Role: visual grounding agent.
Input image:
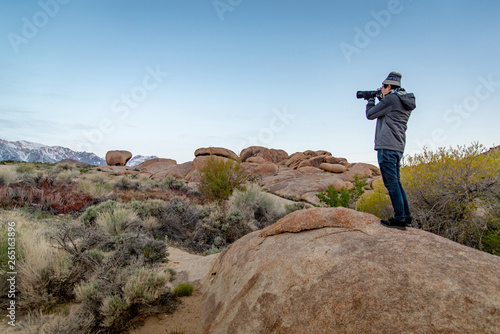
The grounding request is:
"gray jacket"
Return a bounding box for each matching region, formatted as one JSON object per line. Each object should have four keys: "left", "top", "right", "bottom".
{"left": 366, "top": 90, "right": 416, "bottom": 153}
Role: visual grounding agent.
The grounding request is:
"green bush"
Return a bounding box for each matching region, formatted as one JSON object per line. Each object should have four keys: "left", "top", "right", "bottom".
{"left": 482, "top": 229, "right": 500, "bottom": 256}
{"left": 285, "top": 202, "right": 308, "bottom": 215}
{"left": 174, "top": 283, "right": 194, "bottom": 297}
{"left": 402, "top": 143, "right": 500, "bottom": 252}
{"left": 198, "top": 156, "right": 247, "bottom": 202}
{"left": 316, "top": 174, "right": 367, "bottom": 209}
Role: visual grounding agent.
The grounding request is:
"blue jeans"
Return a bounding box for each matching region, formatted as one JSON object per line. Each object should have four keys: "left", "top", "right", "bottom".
{"left": 377, "top": 149, "right": 411, "bottom": 221}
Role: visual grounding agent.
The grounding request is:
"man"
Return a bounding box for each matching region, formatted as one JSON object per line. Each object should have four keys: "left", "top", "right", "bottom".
{"left": 365, "top": 72, "right": 416, "bottom": 230}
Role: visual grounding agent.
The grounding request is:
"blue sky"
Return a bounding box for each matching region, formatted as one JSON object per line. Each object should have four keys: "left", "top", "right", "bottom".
{"left": 1, "top": 0, "right": 499, "bottom": 164}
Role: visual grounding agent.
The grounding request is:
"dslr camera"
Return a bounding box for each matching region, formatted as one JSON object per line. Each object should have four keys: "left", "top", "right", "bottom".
{"left": 356, "top": 88, "right": 382, "bottom": 100}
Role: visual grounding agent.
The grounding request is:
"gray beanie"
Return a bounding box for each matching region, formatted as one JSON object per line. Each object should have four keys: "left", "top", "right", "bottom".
{"left": 383, "top": 71, "right": 402, "bottom": 86}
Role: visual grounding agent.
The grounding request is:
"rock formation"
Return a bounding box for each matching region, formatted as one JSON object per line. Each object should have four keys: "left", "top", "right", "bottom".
{"left": 195, "top": 147, "right": 239, "bottom": 161}
{"left": 99, "top": 146, "right": 380, "bottom": 205}
{"left": 134, "top": 158, "right": 177, "bottom": 174}
{"left": 240, "top": 146, "right": 289, "bottom": 164}
{"left": 202, "top": 207, "right": 500, "bottom": 334}
{"left": 105, "top": 150, "right": 132, "bottom": 166}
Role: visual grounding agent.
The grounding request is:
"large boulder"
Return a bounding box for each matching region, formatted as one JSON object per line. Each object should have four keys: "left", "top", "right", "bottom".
{"left": 134, "top": 158, "right": 177, "bottom": 174}
{"left": 240, "top": 146, "right": 289, "bottom": 164}
{"left": 194, "top": 147, "right": 239, "bottom": 161}
{"left": 319, "top": 162, "right": 347, "bottom": 173}
{"left": 202, "top": 208, "right": 500, "bottom": 334}
{"left": 105, "top": 150, "right": 132, "bottom": 166}
{"left": 150, "top": 161, "right": 193, "bottom": 180}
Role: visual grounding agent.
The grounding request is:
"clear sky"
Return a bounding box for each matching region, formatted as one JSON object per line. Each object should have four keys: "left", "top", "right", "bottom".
{"left": 1, "top": 0, "right": 499, "bottom": 164}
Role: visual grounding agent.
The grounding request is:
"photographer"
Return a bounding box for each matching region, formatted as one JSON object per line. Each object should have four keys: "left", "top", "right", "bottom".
{"left": 365, "top": 72, "right": 416, "bottom": 230}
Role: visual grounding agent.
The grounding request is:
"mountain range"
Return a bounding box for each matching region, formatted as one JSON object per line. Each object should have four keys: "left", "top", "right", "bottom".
{"left": 0, "top": 138, "right": 157, "bottom": 167}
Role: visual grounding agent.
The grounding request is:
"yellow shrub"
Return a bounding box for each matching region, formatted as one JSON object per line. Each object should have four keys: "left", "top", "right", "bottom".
{"left": 401, "top": 143, "right": 500, "bottom": 250}
{"left": 356, "top": 179, "right": 392, "bottom": 219}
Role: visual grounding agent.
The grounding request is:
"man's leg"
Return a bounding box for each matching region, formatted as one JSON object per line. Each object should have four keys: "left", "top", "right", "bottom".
{"left": 395, "top": 155, "right": 411, "bottom": 220}
{"left": 378, "top": 150, "right": 406, "bottom": 221}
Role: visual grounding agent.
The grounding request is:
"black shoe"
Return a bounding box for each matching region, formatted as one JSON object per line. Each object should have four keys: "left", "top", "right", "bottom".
{"left": 381, "top": 218, "right": 406, "bottom": 231}
{"left": 405, "top": 217, "right": 413, "bottom": 227}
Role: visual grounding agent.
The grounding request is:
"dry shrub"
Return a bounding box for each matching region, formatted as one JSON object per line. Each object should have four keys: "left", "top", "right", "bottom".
{"left": 0, "top": 166, "right": 18, "bottom": 186}
{"left": 13, "top": 219, "right": 74, "bottom": 311}
{"left": 228, "top": 184, "right": 285, "bottom": 229}
{"left": 123, "top": 268, "right": 170, "bottom": 304}
{"left": 71, "top": 266, "right": 175, "bottom": 332}
{"left": 78, "top": 179, "right": 112, "bottom": 199}
{"left": 112, "top": 175, "right": 140, "bottom": 190}
{"left": 96, "top": 207, "right": 140, "bottom": 236}
{"left": 0, "top": 178, "right": 93, "bottom": 214}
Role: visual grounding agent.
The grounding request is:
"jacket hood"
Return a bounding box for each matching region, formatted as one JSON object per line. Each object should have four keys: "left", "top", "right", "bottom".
{"left": 396, "top": 91, "right": 416, "bottom": 111}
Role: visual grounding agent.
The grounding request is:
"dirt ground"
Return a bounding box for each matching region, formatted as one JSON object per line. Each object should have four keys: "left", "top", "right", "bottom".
{"left": 133, "top": 246, "right": 207, "bottom": 334}
{"left": 133, "top": 290, "right": 204, "bottom": 334}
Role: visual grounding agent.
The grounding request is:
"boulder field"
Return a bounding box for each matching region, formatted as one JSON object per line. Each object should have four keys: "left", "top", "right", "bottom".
{"left": 112, "top": 146, "right": 381, "bottom": 205}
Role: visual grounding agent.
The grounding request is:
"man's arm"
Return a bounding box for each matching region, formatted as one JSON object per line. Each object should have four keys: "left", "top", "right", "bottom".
{"left": 366, "top": 95, "right": 394, "bottom": 120}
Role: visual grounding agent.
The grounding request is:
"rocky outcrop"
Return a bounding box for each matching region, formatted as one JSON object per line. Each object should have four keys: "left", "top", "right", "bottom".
{"left": 240, "top": 146, "right": 289, "bottom": 164}
{"left": 202, "top": 208, "right": 500, "bottom": 334}
{"left": 257, "top": 168, "right": 349, "bottom": 204}
{"left": 134, "top": 158, "right": 177, "bottom": 174}
{"left": 195, "top": 147, "right": 239, "bottom": 161}
{"left": 283, "top": 150, "right": 349, "bottom": 170}
{"left": 105, "top": 150, "right": 132, "bottom": 166}
{"left": 150, "top": 161, "right": 193, "bottom": 180}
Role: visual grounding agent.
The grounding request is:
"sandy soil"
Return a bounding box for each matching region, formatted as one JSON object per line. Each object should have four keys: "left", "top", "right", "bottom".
{"left": 133, "top": 290, "right": 204, "bottom": 334}
{"left": 133, "top": 246, "right": 208, "bottom": 334}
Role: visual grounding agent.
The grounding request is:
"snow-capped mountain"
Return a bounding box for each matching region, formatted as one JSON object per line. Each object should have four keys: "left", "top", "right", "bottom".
{"left": 0, "top": 139, "right": 106, "bottom": 165}
{"left": 127, "top": 155, "right": 159, "bottom": 167}
{"left": 0, "top": 138, "right": 159, "bottom": 166}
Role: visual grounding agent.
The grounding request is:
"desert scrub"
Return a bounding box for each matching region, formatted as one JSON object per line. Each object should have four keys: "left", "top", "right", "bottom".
{"left": 356, "top": 178, "right": 393, "bottom": 220}
{"left": 0, "top": 166, "right": 18, "bottom": 186}
{"left": 74, "top": 279, "right": 101, "bottom": 303}
{"left": 71, "top": 267, "right": 176, "bottom": 332}
{"left": 113, "top": 175, "right": 140, "bottom": 190}
{"left": 123, "top": 268, "right": 170, "bottom": 303}
{"left": 198, "top": 156, "right": 248, "bottom": 202}
{"left": 14, "top": 219, "right": 75, "bottom": 311}
{"left": 96, "top": 207, "right": 140, "bottom": 236}
{"left": 402, "top": 143, "right": 500, "bottom": 252}
{"left": 174, "top": 283, "right": 194, "bottom": 297}
{"left": 80, "top": 200, "right": 118, "bottom": 225}
{"left": 161, "top": 175, "right": 185, "bottom": 190}
{"left": 228, "top": 184, "right": 285, "bottom": 228}
{"left": 15, "top": 162, "right": 36, "bottom": 174}
{"left": 78, "top": 173, "right": 113, "bottom": 198}
{"left": 130, "top": 198, "right": 167, "bottom": 219}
